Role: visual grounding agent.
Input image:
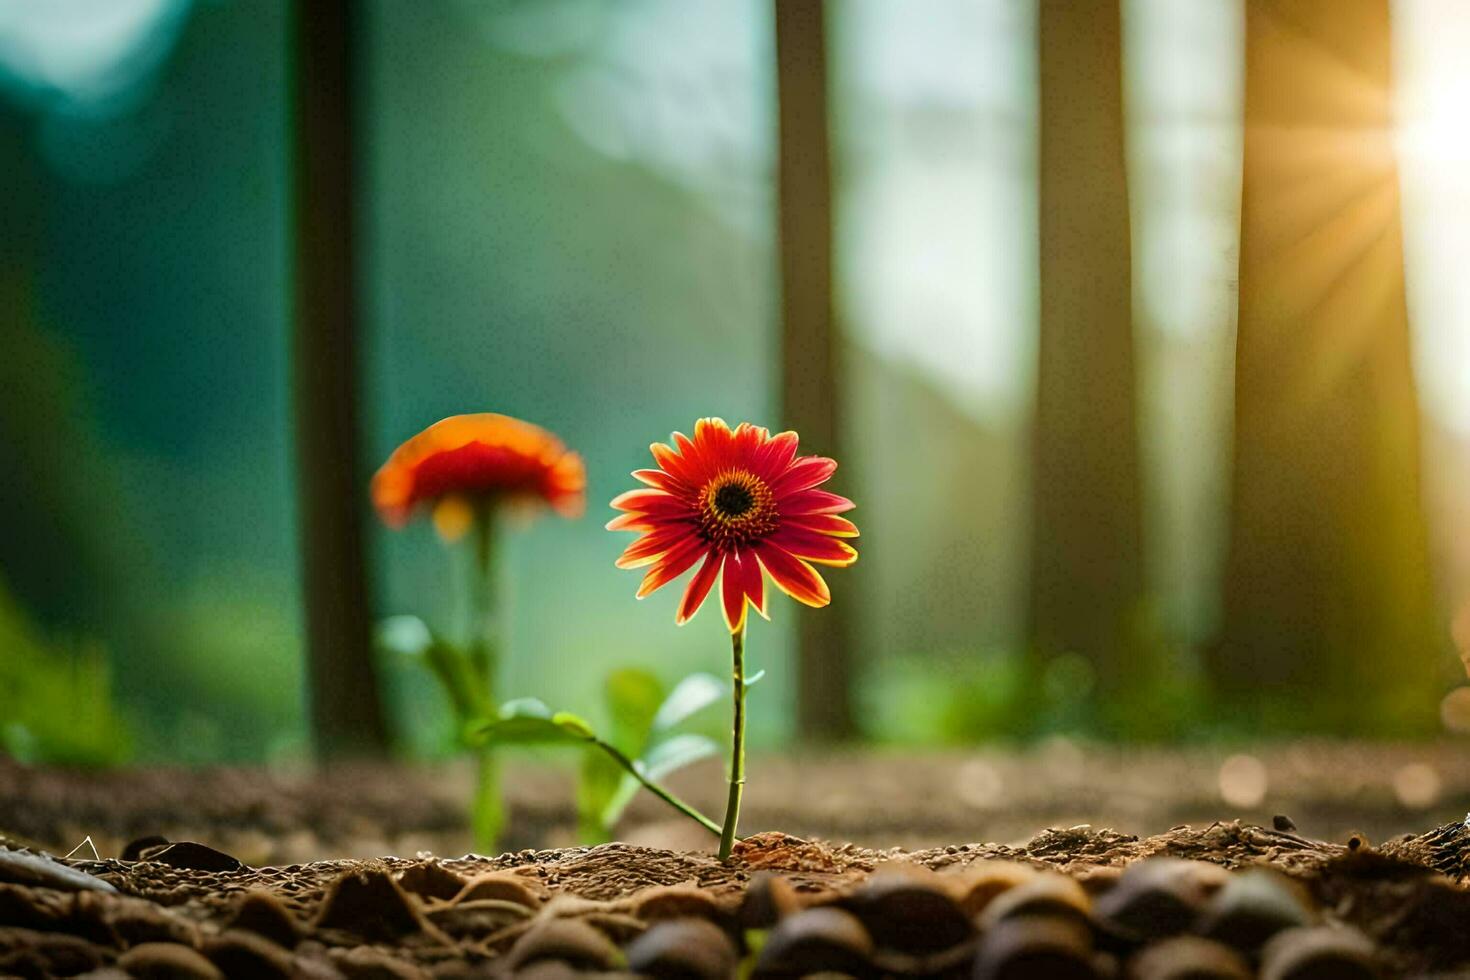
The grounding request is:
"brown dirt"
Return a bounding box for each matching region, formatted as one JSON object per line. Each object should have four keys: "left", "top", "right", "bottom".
{"left": 5, "top": 739, "right": 1469, "bottom": 864}
{"left": 3, "top": 821, "right": 1470, "bottom": 976}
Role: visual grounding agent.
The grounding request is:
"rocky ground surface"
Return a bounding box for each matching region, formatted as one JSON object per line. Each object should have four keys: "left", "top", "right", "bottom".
{"left": 3, "top": 819, "right": 1470, "bottom": 977}
{"left": 6, "top": 741, "right": 1470, "bottom": 976}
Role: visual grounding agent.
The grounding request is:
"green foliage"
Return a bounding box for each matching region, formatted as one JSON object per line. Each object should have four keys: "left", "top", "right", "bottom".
{"left": 0, "top": 580, "right": 132, "bottom": 767}
{"left": 470, "top": 698, "right": 599, "bottom": 746}
{"left": 465, "top": 668, "right": 725, "bottom": 844}
{"left": 583, "top": 670, "right": 723, "bottom": 842}
{"left": 580, "top": 669, "right": 663, "bottom": 843}
{"left": 866, "top": 636, "right": 1205, "bottom": 746}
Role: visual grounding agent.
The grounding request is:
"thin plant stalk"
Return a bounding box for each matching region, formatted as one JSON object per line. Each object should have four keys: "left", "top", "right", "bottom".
{"left": 469, "top": 507, "right": 503, "bottom": 851}
{"left": 718, "top": 621, "right": 747, "bottom": 860}
{"left": 590, "top": 739, "right": 723, "bottom": 837}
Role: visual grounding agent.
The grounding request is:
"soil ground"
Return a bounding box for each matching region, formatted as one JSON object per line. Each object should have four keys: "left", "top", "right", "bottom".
{"left": 4, "top": 740, "right": 1466, "bottom": 863}
{"left": 6, "top": 741, "right": 1470, "bottom": 976}
{"left": 5, "top": 820, "right": 1470, "bottom": 976}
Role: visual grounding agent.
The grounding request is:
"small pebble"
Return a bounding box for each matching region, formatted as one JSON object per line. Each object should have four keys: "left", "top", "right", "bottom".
{"left": 0, "top": 847, "right": 117, "bottom": 893}
{"left": 1196, "top": 871, "right": 1314, "bottom": 955}
{"left": 138, "top": 842, "right": 243, "bottom": 873}
{"left": 505, "top": 919, "right": 623, "bottom": 971}
{"left": 978, "top": 872, "right": 1092, "bottom": 930}
{"left": 633, "top": 883, "right": 725, "bottom": 924}
{"left": 122, "top": 836, "right": 171, "bottom": 862}
{"left": 624, "top": 917, "right": 739, "bottom": 980}
{"left": 1260, "top": 926, "right": 1379, "bottom": 980}
{"left": 973, "top": 915, "right": 1099, "bottom": 980}
{"left": 514, "top": 963, "right": 597, "bottom": 980}
{"left": 1128, "top": 936, "right": 1252, "bottom": 980}
{"left": 226, "top": 891, "right": 303, "bottom": 948}
{"left": 119, "top": 942, "right": 225, "bottom": 980}
{"left": 843, "top": 870, "right": 975, "bottom": 953}
{"left": 955, "top": 862, "right": 1037, "bottom": 917}
{"left": 0, "top": 928, "right": 106, "bottom": 977}
{"left": 452, "top": 872, "right": 541, "bottom": 909}
{"left": 204, "top": 930, "right": 294, "bottom": 980}
{"left": 106, "top": 904, "right": 200, "bottom": 948}
{"left": 1272, "top": 815, "right": 1298, "bottom": 833}
{"left": 754, "top": 906, "right": 874, "bottom": 977}
{"left": 1094, "top": 859, "right": 1229, "bottom": 943}
{"left": 740, "top": 873, "right": 803, "bottom": 929}
{"left": 395, "top": 862, "right": 466, "bottom": 902}
{"left": 332, "top": 944, "right": 429, "bottom": 979}
{"left": 315, "top": 866, "right": 428, "bottom": 941}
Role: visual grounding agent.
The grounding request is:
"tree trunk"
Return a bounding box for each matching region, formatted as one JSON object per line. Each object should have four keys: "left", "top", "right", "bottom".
{"left": 1028, "top": 0, "right": 1145, "bottom": 708}
{"left": 773, "top": 0, "right": 855, "bottom": 740}
{"left": 290, "top": 0, "right": 390, "bottom": 758}
{"left": 1214, "top": 0, "right": 1441, "bottom": 731}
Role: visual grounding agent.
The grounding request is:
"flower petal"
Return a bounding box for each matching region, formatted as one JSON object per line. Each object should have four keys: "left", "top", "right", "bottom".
{"left": 779, "top": 489, "right": 856, "bottom": 516}
{"left": 610, "top": 488, "right": 686, "bottom": 515}
{"left": 615, "top": 525, "right": 687, "bottom": 569}
{"left": 783, "top": 513, "right": 859, "bottom": 538}
{"left": 740, "top": 545, "right": 768, "bottom": 619}
{"left": 606, "top": 512, "right": 660, "bottom": 532}
{"left": 632, "top": 468, "right": 689, "bottom": 494}
{"left": 733, "top": 422, "right": 765, "bottom": 462}
{"left": 677, "top": 550, "right": 723, "bottom": 625}
{"left": 768, "top": 527, "right": 858, "bottom": 566}
{"left": 753, "top": 430, "right": 799, "bottom": 481}
{"left": 721, "top": 550, "right": 750, "bottom": 632}
{"left": 373, "top": 413, "right": 586, "bottom": 526}
{"left": 771, "top": 456, "right": 837, "bottom": 496}
{"left": 695, "top": 417, "right": 736, "bottom": 471}
{"left": 755, "top": 543, "right": 831, "bottom": 608}
{"left": 651, "top": 440, "right": 700, "bottom": 485}
{"left": 671, "top": 431, "right": 714, "bottom": 483}
{"left": 638, "top": 538, "right": 708, "bottom": 598}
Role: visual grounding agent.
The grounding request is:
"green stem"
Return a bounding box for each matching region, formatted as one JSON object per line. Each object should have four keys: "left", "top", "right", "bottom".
{"left": 471, "top": 746, "right": 504, "bottom": 852}
{"left": 469, "top": 508, "right": 497, "bottom": 688}
{"left": 424, "top": 641, "right": 488, "bottom": 719}
{"left": 469, "top": 508, "right": 503, "bottom": 851}
{"left": 718, "top": 622, "right": 747, "bottom": 861}
{"left": 591, "top": 739, "right": 724, "bottom": 837}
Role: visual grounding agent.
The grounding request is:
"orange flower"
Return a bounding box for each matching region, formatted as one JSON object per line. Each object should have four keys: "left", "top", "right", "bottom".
{"left": 373, "top": 414, "right": 585, "bottom": 539}
{"left": 609, "top": 418, "right": 858, "bottom": 632}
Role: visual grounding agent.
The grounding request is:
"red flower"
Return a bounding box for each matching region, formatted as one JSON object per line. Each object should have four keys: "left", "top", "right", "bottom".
{"left": 373, "top": 414, "right": 585, "bottom": 539}
{"left": 609, "top": 418, "right": 858, "bottom": 632}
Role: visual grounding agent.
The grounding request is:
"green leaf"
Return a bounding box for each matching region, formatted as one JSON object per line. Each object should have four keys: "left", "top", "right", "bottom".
{"left": 744, "top": 669, "right": 767, "bottom": 689}
{"left": 470, "top": 699, "right": 596, "bottom": 746}
{"left": 604, "top": 668, "right": 665, "bottom": 754}
{"left": 652, "top": 672, "right": 725, "bottom": 732}
{"left": 639, "top": 733, "right": 721, "bottom": 781}
{"left": 552, "top": 712, "right": 597, "bottom": 740}
{"left": 470, "top": 716, "right": 574, "bottom": 745}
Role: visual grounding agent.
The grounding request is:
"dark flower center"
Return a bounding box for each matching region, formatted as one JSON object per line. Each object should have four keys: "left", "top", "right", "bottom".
{"left": 700, "top": 470, "right": 777, "bottom": 548}
{"left": 713, "top": 481, "right": 755, "bottom": 518}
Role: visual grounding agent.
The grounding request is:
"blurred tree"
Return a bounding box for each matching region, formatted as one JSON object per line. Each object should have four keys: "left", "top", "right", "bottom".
{"left": 291, "top": 0, "right": 389, "bottom": 758}
{"left": 1213, "top": 0, "right": 1442, "bottom": 730}
{"left": 774, "top": 0, "right": 855, "bottom": 740}
{"left": 1027, "top": 0, "right": 1145, "bottom": 713}
{"left": 0, "top": 109, "right": 115, "bottom": 636}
